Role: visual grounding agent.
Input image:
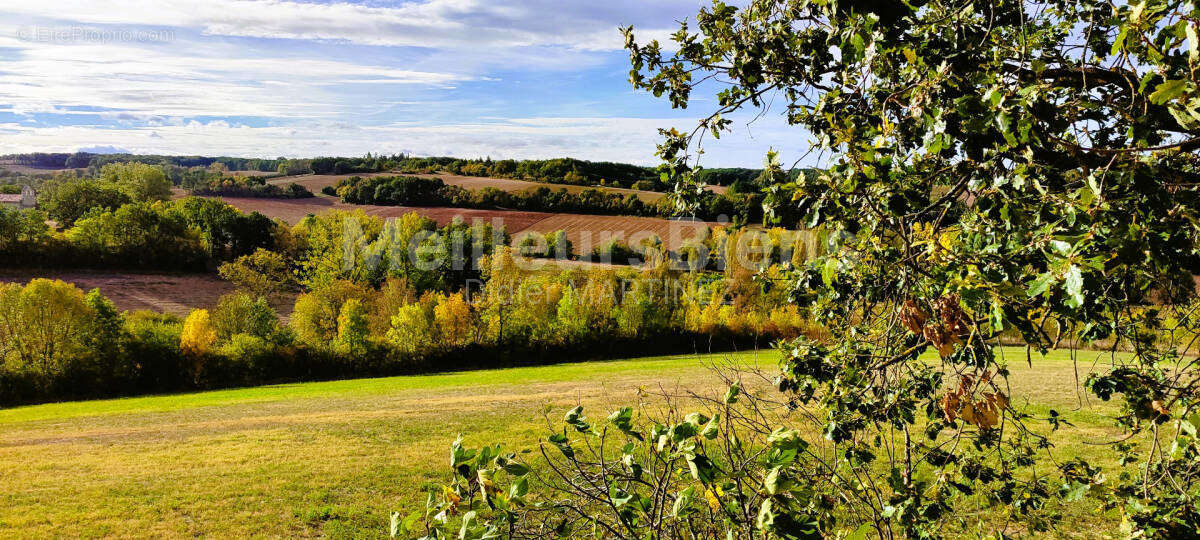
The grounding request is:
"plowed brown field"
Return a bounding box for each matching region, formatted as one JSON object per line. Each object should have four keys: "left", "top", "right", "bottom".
{"left": 519, "top": 214, "right": 717, "bottom": 251}
{"left": 409, "top": 173, "right": 666, "bottom": 202}
{"left": 203, "top": 195, "right": 718, "bottom": 252}
{"left": 0, "top": 270, "right": 297, "bottom": 318}
{"left": 268, "top": 171, "right": 668, "bottom": 202}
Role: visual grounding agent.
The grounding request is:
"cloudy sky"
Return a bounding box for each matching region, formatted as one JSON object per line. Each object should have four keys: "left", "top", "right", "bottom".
{"left": 0, "top": 0, "right": 810, "bottom": 167}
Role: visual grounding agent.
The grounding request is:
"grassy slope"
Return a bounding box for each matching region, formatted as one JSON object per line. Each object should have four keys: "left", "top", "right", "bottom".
{"left": 0, "top": 348, "right": 1129, "bottom": 538}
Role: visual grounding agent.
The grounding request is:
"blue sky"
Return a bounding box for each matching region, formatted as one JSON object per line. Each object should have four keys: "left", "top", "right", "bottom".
{"left": 0, "top": 0, "right": 811, "bottom": 167}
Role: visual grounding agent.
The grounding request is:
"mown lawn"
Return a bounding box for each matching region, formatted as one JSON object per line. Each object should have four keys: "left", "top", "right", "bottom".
{"left": 0, "top": 347, "right": 1129, "bottom": 538}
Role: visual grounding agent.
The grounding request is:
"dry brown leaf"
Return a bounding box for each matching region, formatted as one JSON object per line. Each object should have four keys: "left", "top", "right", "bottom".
{"left": 900, "top": 300, "right": 928, "bottom": 335}
{"left": 940, "top": 392, "right": 960, "bottom": 422}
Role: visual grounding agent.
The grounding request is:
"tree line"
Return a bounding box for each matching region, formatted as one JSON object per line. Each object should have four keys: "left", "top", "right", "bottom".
{"left": 332, "top": 174, "right": 805, "bottom": 224}
{"left": 4, "top": 152, "right": 290, "bottom": 172}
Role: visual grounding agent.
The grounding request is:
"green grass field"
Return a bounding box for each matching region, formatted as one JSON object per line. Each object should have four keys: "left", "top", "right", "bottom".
{"left": 0, "top": 348, "right": 1130, "bottom": 538}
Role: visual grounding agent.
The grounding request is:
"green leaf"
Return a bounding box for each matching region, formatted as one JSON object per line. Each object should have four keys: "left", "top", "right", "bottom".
{"left": 989, "top": 299, "right": 1005, "bottom": 332}
{"left": 672, "top": 487, "right": 697, "bottom": 518}
{"left": 701, "top": 414, "right": 721, "bottom": 440}
{"left": 846, "top": 524, "right": 873, "bottom": 540}
{"left": 1061, "top": 480, "right": 1091, "bottom": 502}
{"left": 607, "top": 407, "right": 641, "bottom": 440}
{"left": 502, "top": 462, "right": 529, "bottom": 476}
{"left": 687, "top": 454, "right": 718, "bottom": 483}
{"left": 723, "top": 382, "right": 740, "bottom": 404}
{"left": 821, "top": 257, "right": 838, "bottom": 287}
{"left": 509, "top": 476, "right": 528, "bottom": 499}
{"left": 1150, "top": 79, "right": 1188, "bottom": 105}
{"left": 564, "top": 406, "right": 591, "bottom": 433}
{"left": 1026, "top": 272, "right": 1056, "bottom": 298}
{"left": 1064, "top": 265, "right": 1084, "bottom": 308}
{"left": 764, "top": 466, "right": 784, "bottom": 495}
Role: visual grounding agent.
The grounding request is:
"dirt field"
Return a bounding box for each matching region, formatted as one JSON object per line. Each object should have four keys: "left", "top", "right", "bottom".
{"left": 268, "top": 171, "right": 668, "bottom": 202}
{"left": 0, "top": 163, "right": 84, "bottom": 177}
{"left": 0, "top": 270, "right": 296, "bottom": 318}
{"left": 205, "top": 195, "right": 718, "bottom": 252}
{"left": 519, "top": 213, "right": 717, "bottom": 251}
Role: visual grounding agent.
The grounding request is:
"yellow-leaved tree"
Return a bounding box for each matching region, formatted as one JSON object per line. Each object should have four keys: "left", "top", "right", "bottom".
{"left": 387, "top": 303, "right": 432, "bottom": 355}
{"left": 180, "top": 309, "right": 217, "bottom": 355}
{"left": 336, "top": 298, "right": 370, "bottom": 355}
{"left": 433, "top": 293, "right": 474, "bottom": 349}
{"left": 0, "top": 279, "right": 94, "bottom": 375}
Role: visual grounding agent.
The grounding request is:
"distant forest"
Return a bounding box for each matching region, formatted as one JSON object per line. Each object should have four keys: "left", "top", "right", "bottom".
{"left": 2, "top": 152, "right": 820, "bottom": 194}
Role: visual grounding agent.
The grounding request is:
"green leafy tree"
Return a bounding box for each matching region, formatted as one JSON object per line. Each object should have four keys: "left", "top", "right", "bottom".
{"left": 386, "top": 302, "right": 433, "bottom": 354}
{"left": 38, "top": 179, "right": 130, "bottom": 227}
{"left": 0, "top": 279, "right": 95, "bottom": 376}
{"left": 290, "top": 280, "right": 371, "bottom": 347}
{"left": 99, "top": 162, "right": 173, "bottom": 202}
{"left": 547, "top": 229, "right": 573, "bottom": 260}
{"left": 336, "top": 298, "right": 370, "bottom": 355}
{"left": 67, "top": 202, "right": 206, "bottom": 268}
{"left": 0, "top": 208, "right": 49, "bottom": 251}
{"left": 211, "top": 292, "right": 282, "bottom": 343}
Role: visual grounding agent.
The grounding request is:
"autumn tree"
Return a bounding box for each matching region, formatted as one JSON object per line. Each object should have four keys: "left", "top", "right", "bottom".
{"left": 0, "top": 279, "right": 94, "bottom": 376}
{"left": 180, "top": 309, "right": 217, "bottom": 356}
{"left": 218, "top": 249, "right": 295, "bottom": 299}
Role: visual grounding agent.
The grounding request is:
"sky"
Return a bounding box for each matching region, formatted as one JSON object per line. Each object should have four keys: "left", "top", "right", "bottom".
{"left": 0, "top": 0, "right": 811, "bottom": 167}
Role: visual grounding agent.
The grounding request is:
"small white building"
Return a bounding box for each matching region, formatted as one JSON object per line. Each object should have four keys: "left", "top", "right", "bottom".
{"left": 0, "top": 185, "right": 35, "bottom": 209}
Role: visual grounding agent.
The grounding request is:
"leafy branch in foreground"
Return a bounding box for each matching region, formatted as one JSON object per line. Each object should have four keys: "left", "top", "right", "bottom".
{"left": 619, "top": 0, "right": 1200, "bottom": 536}
{"left": 395, "top": 370, "right": 839, "bottom": 539}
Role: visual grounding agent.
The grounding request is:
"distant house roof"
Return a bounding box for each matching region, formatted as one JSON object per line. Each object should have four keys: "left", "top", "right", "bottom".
{"left": 0, "top": 194, "right": 21, "bottom": 204}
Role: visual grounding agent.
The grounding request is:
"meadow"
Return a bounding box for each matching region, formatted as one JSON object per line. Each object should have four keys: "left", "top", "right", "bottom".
{"left": 0, "top": 347, "right": 1127, "bottom": 538}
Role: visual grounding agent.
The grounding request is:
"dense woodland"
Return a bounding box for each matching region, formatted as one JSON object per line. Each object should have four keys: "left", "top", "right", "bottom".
{"left": 0, "top": 199, "right": 821, "bottom": 405}
{"left": 333, "top": 174, "right": 800, "bottom": 224}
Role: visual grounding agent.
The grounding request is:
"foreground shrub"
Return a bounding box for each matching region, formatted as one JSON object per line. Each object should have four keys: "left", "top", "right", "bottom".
{"left": 396, "top": 379, "right": 830, "bottom": 539}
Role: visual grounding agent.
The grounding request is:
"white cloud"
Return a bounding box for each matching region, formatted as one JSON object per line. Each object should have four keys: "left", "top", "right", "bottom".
{"left": 0, "top": 21, "right": 471, "bottom": 118}
{"left": 0, "top": 1, "right": 803, "bottom": 167}
{"left": 2, "top": 0, "right": 685, "bottom": 51}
